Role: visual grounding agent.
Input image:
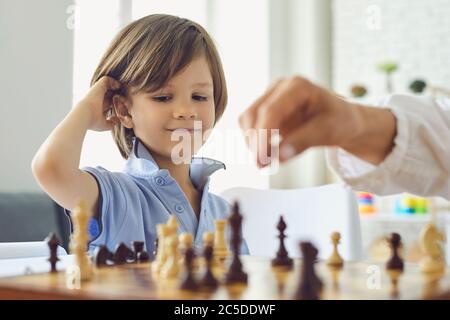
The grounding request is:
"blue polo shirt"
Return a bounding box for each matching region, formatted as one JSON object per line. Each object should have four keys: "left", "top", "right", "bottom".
{"left": 66, "top": 138, "right": 249, "bottom": 257}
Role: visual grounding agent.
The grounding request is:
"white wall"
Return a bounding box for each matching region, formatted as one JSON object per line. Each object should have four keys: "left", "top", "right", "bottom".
{"left": 332, "top": 0, "right": 450, "bottom": 97}
{"left": 0, "top": 0, "right": 74, "bottom": 192}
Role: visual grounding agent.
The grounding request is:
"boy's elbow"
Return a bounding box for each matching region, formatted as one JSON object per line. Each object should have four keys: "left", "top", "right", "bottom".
{"left": 31, "top": 154, "right": 61, "bottom": 185}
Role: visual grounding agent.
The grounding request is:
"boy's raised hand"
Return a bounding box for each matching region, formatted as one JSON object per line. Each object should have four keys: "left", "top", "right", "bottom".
{"left": 77, "top": 76, "right": 123, "bottom": 132}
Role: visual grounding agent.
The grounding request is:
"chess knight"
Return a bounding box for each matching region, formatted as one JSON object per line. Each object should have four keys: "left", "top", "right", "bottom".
{"left": 420, "top": 223, "right": 446, "bottom": 273}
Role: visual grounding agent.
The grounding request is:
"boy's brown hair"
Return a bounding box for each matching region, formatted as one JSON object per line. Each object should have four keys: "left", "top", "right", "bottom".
{"left": 91, "top": 14, "right": 228, "bottom": 159}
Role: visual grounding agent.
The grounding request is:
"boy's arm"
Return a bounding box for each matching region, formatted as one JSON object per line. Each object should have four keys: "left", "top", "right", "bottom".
{"left": 32, "top": 76, "right": 122, "bottom": 217}
{"left": 31, "top": 103, "right": 99, "bottom": 217}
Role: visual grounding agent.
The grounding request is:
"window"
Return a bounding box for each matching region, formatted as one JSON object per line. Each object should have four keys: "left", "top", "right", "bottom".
{"left": 74, "top": 0, "right": 270, "bottom": 193}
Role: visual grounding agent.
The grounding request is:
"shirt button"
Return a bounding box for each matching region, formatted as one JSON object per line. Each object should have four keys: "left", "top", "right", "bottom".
{"left": 175, "top": 204, "right": 184, "bottom": 213}
{"left": 154, "top": 177, "right": 165, "bottom": 186}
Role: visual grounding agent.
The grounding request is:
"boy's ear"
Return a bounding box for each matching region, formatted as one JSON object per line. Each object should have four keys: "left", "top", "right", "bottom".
{"left": 112, "top": 95, "right": 133, "bottom": 129}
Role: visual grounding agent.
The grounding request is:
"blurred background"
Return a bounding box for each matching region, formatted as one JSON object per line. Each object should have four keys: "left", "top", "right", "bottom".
{"left": 1, "top": 0, "right": 450, "bottom": 259}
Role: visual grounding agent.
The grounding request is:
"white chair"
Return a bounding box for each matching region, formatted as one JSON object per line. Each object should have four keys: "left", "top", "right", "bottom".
{"left": 0, "top": 241, "right": 67, "bottom": 260}
{"left": 220, "top": 183, "right": 363, "bottom": 261}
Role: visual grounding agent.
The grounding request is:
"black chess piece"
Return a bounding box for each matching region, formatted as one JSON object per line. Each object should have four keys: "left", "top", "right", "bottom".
{"left": 179, "top": 247, "right": 198, "bottom": 290}
{"left": 94, "top": 245, "right": 114, "bottom": 267}
{"left": 386, "top": 233, "right": 404, "bottom": 271}
{"left": 225, "top": 201, "right": 248, "bottom": 284}
{"left": 295, "top": 241, "right": 323, "bottom": 300}
{"left": 114, "top": 243, "right": 134, "bottom": 265}
{"left": 271, "top": 215, "right": 293, "bottom": 269}
{"left": 137, "top": 251, "right": 150, "bottom": 262}
{"left": 46, "top": 233, "right": 60, "bottom": 273}
{"left": 199, "top": 244, "right": 218, "bottom": 290}
{"left": 132, "top": 241, "right": 144, "bottom": 262}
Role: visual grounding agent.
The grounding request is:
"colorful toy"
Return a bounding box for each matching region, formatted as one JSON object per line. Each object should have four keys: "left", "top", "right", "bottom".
{"left": 395, "top": 195, "right": 428, "bottom": 215}
{"left": 356, "top": 192, "right": 375, "bottom": 215}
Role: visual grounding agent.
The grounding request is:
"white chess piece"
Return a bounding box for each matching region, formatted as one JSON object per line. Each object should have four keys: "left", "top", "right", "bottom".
{"left": 327, "top": 232, "right": 344, "bottom": 267}
{"left": 161, "top": 235, "right": 179, "bottom": 279}
{"left": 70, "top": 200, "right": 93, "bottom": 281}
{"left": 213, "top": 220, "right": 229, "bottom": 263}
{"left": 419, "top": 223, "right": 445, "bottom": 273}
{"left": 152, "top": 224, "right": 169, "bottom": 275}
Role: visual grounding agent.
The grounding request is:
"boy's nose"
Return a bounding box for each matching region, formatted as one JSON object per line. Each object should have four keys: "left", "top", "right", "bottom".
{"left": 173, "top": 105, "right": 198, "bottom": 120}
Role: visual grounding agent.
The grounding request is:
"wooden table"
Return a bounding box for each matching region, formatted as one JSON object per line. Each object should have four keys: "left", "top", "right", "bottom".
{"left": 0, "top": 255, "right": 449, "bottom": 299}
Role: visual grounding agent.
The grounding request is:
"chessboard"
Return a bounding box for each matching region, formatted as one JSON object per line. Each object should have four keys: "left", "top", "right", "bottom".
{"left": 1, "top": 200, "right": 449, "bottom": 300}
{"left": 0, "top": 255, "right": 449, "bottom": 300}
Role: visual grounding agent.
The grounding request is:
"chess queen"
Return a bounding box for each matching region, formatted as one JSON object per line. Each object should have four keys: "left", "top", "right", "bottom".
{"left": 32, "top": 14, "right": 249, "bottom": 258}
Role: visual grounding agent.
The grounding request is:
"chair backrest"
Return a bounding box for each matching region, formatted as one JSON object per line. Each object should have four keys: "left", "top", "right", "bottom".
{"left": 220, "top": 183, "right": 363, "bottom": 261}
{"left": 0, "top": 241, "right": 67, "bottom": 260}
{"left": 0, "top": 192, "right": 71, "bottom": 251}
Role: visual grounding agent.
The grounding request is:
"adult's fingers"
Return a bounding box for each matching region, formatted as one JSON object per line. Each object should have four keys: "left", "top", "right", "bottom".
{"left": 278, "top": 115, "right": 330, "bottom": 162}
{"left": 239, "top": 78, "right": 284, "bottom": 133}
{"left": 254, "top": 76, "right": 315, "bottom": 132}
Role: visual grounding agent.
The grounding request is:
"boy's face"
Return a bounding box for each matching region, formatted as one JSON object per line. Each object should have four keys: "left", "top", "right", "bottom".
{"left": 126, "top": 55, "right": 215, "bottom": 163}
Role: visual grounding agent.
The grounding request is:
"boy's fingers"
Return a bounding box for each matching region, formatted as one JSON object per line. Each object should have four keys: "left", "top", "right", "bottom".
{"left": 96, "top": 76, "right": 122, "bottom": 91}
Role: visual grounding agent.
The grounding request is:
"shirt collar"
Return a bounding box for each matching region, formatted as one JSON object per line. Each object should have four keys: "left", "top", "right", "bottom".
{"left": 123, "top": 137, "right": 226, "bottom": 189}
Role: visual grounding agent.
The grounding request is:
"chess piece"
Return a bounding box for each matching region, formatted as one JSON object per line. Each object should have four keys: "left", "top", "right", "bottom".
{"left": 271, "top": 215, "right": 293, "bottom": 269}
{"left": 137, "top": 251, "right": 150, "bottom": 262}
{"left": 179, "top": 246, "right": 198, "bottom": 290}
{"left": 70, "top": 201, "right": 93, "bottom": 281}
{"left": 114, "top": 243, "right": 134, "bottom": 265}
{"left": 386, "top": 233, "right": 404, "bottom": 298}
{"left": 93, "top": 245, "right": 113, "bottom": 267}
{"left": 295, "top": 241, "right": 323, "bottom": 300}
{"left": 178, "top": 233, "right": 193, "bottom": 268}
{"left": 386, "top": 233, "right": 404, "bottom": 271}
{"left": 326, "top": 232, "right": 344, "bottom": 267}
{"left": 166, "top": 215, "right": 178, "bottom": 236}
{"left": 132, "top": 241, "right": 144, "bottom": 261}
{"left": 224, "top": 202, "right": 248, "bottom": 284}
{"left": 152, "top": 224, "right": 169, "bottom": 275}
{"left": 161, "top": 236, "right": 179, "bottom": 279}
{"left": 213, "top": 219, "right": 229, "bottom": 263}
{"left": 419, "top": 223, "right": 445, "bottom": 273}
{"left": 46, "top": 233, "right": 60, "bottom": 273}
{"left": 199, "top": 232, "right": 218, "bottom": 290}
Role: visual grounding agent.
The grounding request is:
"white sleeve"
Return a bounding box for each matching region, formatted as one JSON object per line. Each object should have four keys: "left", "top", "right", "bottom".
{"left": 327, "top": 94, "right": 450, "bottom": 199}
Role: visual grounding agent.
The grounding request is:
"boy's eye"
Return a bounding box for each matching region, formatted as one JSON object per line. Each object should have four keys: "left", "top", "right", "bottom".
{"left": 193, "top": 95, "right": 208, "bottom": 101}
{"left": 152, "top": 95, "right": 172, "bottom": 102}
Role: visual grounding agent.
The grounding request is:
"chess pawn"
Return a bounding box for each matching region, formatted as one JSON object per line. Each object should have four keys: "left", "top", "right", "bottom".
{"left": 213, "top": 220, "right": 229, "bottom": 263}
{"left": 419, "top": 223, "right": 445, "bottom": 273}
{"left": 161, "top": 236, "right": 180, "bottom": 279}
{"left": 326, "top": 232, "right": 344, "bottom": 267}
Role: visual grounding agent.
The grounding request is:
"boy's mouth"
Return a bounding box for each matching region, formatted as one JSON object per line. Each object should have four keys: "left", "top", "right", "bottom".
{"left": 166, "top": 128, "right": 201, "bottom": 134}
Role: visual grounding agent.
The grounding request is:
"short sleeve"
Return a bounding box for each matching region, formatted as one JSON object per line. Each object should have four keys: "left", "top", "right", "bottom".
{"left": 80, "top": 166, "right": 129, "bottom": 251}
